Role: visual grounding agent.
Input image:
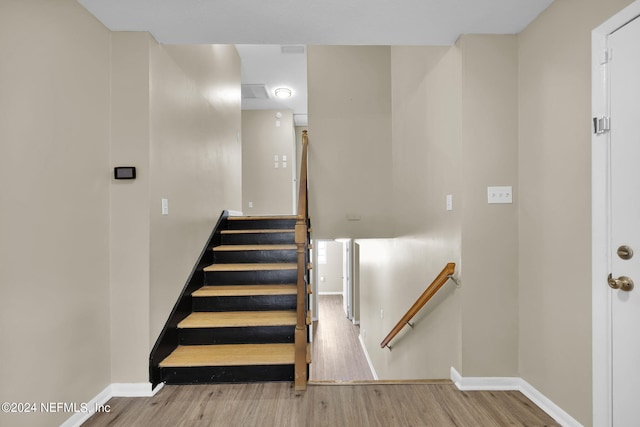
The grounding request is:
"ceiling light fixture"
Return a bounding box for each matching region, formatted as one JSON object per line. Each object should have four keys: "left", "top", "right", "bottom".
{"left": 274, "top": 87, "right": 292, "bottom": 99}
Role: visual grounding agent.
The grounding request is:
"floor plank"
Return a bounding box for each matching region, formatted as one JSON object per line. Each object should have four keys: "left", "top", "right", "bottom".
{"left": 310, "top": 295, "right": 374, "bottom": 381}
{"left": 83, "top": 383, "right": 561, "bottom": 427}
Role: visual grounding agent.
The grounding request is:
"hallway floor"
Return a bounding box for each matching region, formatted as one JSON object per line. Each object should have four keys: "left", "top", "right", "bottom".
{"left": 310, "top": 294, "right": 375, "bottom": 381}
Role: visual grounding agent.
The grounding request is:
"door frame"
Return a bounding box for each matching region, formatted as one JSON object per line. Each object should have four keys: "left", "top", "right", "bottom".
{"left": 592, "top": 3, "right": 640, "bottom": 426}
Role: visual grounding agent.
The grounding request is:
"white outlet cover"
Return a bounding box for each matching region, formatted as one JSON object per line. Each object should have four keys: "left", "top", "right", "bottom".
{"left": 487, "top": 186, "right": 513, "bottom": 204}
{"left": 161, "top": 198, "right": 169, "bottom": 215}
{"left": 446, "top": 194, "right": 453, "bottom": 211}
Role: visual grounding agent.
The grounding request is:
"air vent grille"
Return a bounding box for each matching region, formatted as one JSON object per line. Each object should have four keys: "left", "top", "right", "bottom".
{"left": 241, "top": 84, "right": 269, "bottom": 99}
{"left": 281, "top": 45, "right": 305, "bottom": 55}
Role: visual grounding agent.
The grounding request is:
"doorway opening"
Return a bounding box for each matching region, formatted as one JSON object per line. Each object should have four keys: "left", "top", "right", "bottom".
{"left": 309, "top": 239, "right": 374, "bottom": 381}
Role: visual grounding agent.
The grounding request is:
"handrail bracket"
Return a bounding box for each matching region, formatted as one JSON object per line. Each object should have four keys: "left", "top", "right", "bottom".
{"left": 447, "top": 274, "right": 461, "bottom": 287}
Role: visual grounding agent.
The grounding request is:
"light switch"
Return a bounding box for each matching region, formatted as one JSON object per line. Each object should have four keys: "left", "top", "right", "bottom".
{"left": 488, "top": 186, "right": 513, "bottom": 204}
{"left": 274, "top": 155, "right": 279, "bottom": 162}
{"left": 282, "top": 155, "right": 287, "bottom": 161}
{"left": 446, "top": 194, "right": 453, "bottom": 211}
{"left": 274, "top": 162, "right": 279, "bottom": 169}
{"left": 161, "top": 198, "right": 169, "bottom": 215}
{"left": 283, "top": 162, "right": 287, "bottom": 168}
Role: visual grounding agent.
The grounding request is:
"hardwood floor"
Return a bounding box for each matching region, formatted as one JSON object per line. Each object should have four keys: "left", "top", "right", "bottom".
{"left": 84, "top": 295, "right": 560, "bottom": 426}
{"left": 83, "top": 382, "right": 560, "bottom": 426}
{"left": 310, "top": 294, "right": 375, "bottom": 381}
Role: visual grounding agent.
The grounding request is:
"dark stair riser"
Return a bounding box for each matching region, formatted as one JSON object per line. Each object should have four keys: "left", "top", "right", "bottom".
{"left": 221, "top": 232, "right": 295, "bottom": 245}
{"left": 214, "top": 249, "right": 297, "bottom": 264}
{"left": 179, "top": 326, "right": 295, "bottom": 345}
{"left": 226, "top": 219, "right": 297, "bottom": 230}
{"left": 162, "top": 365, "right": 294, "bottom": 384}
{"left": 205, "top": 270, "right": 297, "bottom": 285}
{"left": 193, "top": 295, "right": 297, "bottom": 312}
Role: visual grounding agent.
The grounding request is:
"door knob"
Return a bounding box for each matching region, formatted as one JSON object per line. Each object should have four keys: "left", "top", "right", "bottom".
{"left": 608, "top": 273, "right": 634, "bottom": 292}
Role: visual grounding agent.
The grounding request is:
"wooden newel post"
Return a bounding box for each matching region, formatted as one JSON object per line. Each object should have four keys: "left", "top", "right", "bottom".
{"left": 294, "top": 130, "right": 310, "bottom": 391}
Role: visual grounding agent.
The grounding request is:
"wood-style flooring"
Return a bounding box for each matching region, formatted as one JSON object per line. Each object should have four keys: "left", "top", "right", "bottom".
{"left": 310, "top": 295, "right": 375, "bottom": 381}
{"left": 84, "top": 295, "right": 560, "bottom": 426}
{"left": 83, "top": 382, "right": 560, "bottom": 426}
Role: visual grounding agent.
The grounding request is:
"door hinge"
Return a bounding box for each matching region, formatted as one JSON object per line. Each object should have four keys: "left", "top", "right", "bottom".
{"left": 593, "top": 116, "right": 611, "bottom": 134}
{"left": 601, "top": 48, "right": 613, "bottom": 65}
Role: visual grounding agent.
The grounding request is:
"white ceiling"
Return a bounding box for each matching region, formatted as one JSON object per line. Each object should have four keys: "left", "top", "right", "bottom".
{"left": 236, "top": 45, "right": 308, "bottom": 126}
{"left": 78, "top": 0, "right": 554, "bottom": 126}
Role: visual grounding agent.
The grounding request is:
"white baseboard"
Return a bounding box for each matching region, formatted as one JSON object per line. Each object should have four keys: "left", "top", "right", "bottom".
{"left": 450, "top": 367, "right": 583, "bottom": 427}
{"left": 358, "top": 334, "right": 378, "bottom": 380}
{"left": 61, "top": 382, "right": 164, "bottom": 427}
{"left": 111, "top": 382, "right": 164, "bottom": 397}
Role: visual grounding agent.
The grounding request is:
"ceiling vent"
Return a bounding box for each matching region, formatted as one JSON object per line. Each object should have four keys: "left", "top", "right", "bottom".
{"left": 281, "top": 45, "right": 305, "bottom": 54}
{"left": 241, "top": 84, "right": 269, "bottom": 99}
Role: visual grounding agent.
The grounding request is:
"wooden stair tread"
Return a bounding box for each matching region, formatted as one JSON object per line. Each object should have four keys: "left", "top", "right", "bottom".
{"left": 159, "top": 343, "right": 303, "bottom": 368}
{"left": 178, "top": 311, "right": 297, "bottom": 328}
{"left": 213, "top": 244, "right": 296, "bottom": 252}
{"left": 228, "top": 215, "right": 297, "bottom": 221}
{"left": 204, "top": 263, "right": 297, "bottom": 272}
{"left": 221, "top": 229, "right": 294, "bottom": 235}
{"left": 192, "top": 285, "right": 297, "bottom": 297}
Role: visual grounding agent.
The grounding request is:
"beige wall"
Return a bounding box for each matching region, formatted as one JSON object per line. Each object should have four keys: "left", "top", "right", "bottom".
{"left": 518, "top": 0, "right": 634, "bottom": 424}
{"left": 358, "top": 46, "right": 464, "bottom": 379}
{"left": 148, "top": 43, "right": 242, "bottom": 352}
{"left": 0, "top": 1, "right": 112, "bottom": 426}
{"left": 242, "top": 109, "right": 295, "bottom": 215}
{"left": 357, "top": 38, "right": 519, "bottom": 380}
{"left": 459, "top": 35, "right": 519, "bottom": 377}
{"left": 110, "top": 32, "right": 153, "bottom": 383}
{"left": 110, "top": 39, "right": 242, "bottom": 381}
{"left": 317, "top": 240, "right": 343, "bottom": 294}
{"left": 307, "top": 46, "right": 394, "bottom": 239}
{"left": 0, "top": 2, "right": 241, "bottom": 425}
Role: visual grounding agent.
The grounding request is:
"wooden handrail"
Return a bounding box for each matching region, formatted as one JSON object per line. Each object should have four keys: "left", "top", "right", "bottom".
{"left": 380, "top": 263, "right": 456, "bottom": 349}
{"left": 297, "top": 130, "right": 309, "bottom": 218}
{"left": 294, "top": 130, "right": 310, "bottom": 390}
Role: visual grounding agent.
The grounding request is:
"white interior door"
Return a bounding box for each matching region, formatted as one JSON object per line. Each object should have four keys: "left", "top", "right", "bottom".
{"left": 609, "top": 15, "right": 640, "bottom": 426}
{"left": 342, "top": 240, "right": 351, "bottom": 318}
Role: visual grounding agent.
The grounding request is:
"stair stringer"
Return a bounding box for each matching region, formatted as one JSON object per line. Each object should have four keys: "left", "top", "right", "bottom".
{"left": 149, "top": 210, "right": 229, "bottom": 388}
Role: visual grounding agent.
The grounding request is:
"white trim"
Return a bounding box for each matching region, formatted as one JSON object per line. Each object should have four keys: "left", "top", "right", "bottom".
{"left": 450, "top": 367, "right": 583, "bottom": 427}
{"left": 61, "top": 383, "right": 164, "bottom": 427}
{"left": 227, "top": 210, "right": 244, "bottom": 216}
{"left": 318, "top": 291, "right": 344, "bottom": 296}
{"left": 111, "top": 382, "right": 164, "bottom": 397}
{"left": 59, "top": 385, "right": 112, "bottom": 427}
{"left": 449, "top": 367, "right": 519, "bottom": 391}
{"left": 592, "top": 3, "right": 640, "bottom": 426}
{"left": 358, "top": 334, "right": 378, "bottom": 380}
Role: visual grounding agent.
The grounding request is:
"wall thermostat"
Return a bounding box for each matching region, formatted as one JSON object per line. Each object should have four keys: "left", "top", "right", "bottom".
{"left": 114, "top": 166, "right": 136, "bottom": 180}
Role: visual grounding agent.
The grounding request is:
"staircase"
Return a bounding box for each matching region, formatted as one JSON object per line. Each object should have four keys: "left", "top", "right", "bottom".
{"left": 155, "top": 215, "right": 310, "bottom": 385}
